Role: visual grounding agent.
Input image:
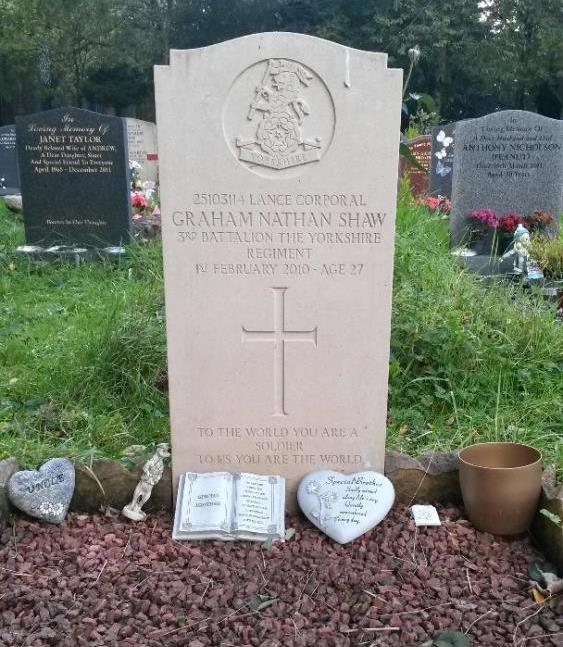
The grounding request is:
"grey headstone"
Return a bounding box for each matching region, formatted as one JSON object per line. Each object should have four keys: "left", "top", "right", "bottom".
{"left": 16, "top": 107, "right": 131, "bottom": 247}
{"left": 0, "top": 125, "right": 20, "bottom": 196}
{"left": 451, "top": 110, "right": 563, "bottom": 249}
{"left": 8, "top": 458, "right": 75, "bottom": 523}
{"left": 429, "top": 122, "right": 456, "bottom": 197}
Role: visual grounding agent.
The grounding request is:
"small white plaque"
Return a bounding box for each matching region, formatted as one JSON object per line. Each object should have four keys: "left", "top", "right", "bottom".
{"left": 411, "top": 504, "right": 441, "bottom": 527}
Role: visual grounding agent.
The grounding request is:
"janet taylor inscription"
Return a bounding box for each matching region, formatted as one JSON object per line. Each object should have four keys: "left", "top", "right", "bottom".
{"left": 155, "top": 33, "right": 402, "bottom": 507}
{"left": 16, "top": 107, "right": 131, "bottom": 247}
{"left": 25, "top": 114, "right": 113, "bottom": 174}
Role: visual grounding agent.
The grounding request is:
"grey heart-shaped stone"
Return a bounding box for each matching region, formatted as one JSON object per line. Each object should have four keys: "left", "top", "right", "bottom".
{"left": 8, "top": 458, "right": 75, "bottom": 523}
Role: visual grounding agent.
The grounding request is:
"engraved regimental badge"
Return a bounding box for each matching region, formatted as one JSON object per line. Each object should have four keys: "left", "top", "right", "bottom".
{"left": 236, "top": 59, "right": 323, "bottom": 170}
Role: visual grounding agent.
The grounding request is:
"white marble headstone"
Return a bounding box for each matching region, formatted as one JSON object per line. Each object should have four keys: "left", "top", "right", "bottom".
{"left": 155, "top": 33, "right": 402, "bottom": 507}
{"left": 126, "top": 118, "right": 158, "bottom": 183}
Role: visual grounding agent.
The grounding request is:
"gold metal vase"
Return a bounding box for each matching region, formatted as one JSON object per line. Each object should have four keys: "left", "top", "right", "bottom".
{"left": 458, "top": 442, "right": 542, "bottom": 535}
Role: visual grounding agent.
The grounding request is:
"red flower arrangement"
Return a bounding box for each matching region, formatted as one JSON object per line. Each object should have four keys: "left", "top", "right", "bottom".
{"left": 470, "top": 210, "right": 524, "bottom": 233}
{"left": 469, "top": 209, "right": 499, "bottom": 229}
{"left": 498, "top": 213, "right": 525, "bottom": 233}
{"left": 423, "top": 195, "right": 451, "bottom": 214}
{"left": 526, "top": 210, "right": 555, "bottom": 233}
{"left": 131, "top": 192, "right": 148, "bottom": 210}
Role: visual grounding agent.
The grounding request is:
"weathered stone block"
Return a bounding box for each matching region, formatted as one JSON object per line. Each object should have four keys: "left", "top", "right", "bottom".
{"left": 70, "top": 459, "right": 172, "bottom": 513}
{"left": 0, "top": 457, "right": 19, "bottom": 524}
{"left": 4, "top": 194, "right": 22, "bottom": 213}
{"left": 531, "top": 466, "right": 563, "bottom": 573}
{"left": 385, "top": 450, "right": 462, "bottom": 505}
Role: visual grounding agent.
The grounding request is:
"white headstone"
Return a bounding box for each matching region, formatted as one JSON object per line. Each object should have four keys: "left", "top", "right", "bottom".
{"left": 155, "top": 33, "right": 402, "bottom": 507}
{"left": 126, "top": 118, "right": 158, "bottom": 183}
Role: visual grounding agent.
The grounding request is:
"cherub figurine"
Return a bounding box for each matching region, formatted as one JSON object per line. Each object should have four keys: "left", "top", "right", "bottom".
{"left": 504, "top": 223, "right": 530, "bottom": 274}
{"left": 502, "top": 223, "right": 544, "bottom": 281}
{"left": 122, "top": 443, "right": 171, "bottom": 521}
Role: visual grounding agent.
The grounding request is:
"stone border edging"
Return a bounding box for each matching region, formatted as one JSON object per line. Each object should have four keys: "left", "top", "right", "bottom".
{"left": 1, "top": 451, "right": 561, "bottom": 572}
{"left": 530, "top": 466, "right": 563, "bottom": 572}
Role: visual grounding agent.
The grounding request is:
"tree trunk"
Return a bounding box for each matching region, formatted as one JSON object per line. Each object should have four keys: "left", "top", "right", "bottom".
{"left": 434, "top": 48, "right": 447, "bottom": 117}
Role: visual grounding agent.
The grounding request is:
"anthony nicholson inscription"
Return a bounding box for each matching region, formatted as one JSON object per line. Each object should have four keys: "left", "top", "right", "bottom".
{"left": 451, "top": 110, "right": 562, "bottom": 248}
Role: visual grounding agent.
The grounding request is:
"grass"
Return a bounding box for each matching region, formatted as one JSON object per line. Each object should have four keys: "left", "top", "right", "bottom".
{"left": 0, "top": 200, "right": 168, "bottom": 465}
{"left": 388, "top": 189, "right": 562, "bottom": 472}
{"left": 1, "top": 193, "right": 562, "bottom": 473}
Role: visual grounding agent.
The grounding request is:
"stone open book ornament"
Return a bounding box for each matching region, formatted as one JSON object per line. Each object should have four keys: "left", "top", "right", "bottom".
{"left": 297, "top": 469, "right": 395, "bottom": 544}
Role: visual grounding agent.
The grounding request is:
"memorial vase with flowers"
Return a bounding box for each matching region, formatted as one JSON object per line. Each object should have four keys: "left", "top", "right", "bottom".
{"left": 468, "top": 208, "right": 556, "bottom": 256}
{"left": 469, "top": 209, "right": 529, "bottom": 255}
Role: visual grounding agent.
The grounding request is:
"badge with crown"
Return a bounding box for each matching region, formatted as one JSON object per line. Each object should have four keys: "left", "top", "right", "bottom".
{"left": 236, "top": 59, "right": 322, "bottom": 170}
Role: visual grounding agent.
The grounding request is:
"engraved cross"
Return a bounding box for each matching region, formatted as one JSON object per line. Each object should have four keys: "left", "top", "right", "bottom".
{"left": 242, "top": 287, "right": 317, "bottom": 416}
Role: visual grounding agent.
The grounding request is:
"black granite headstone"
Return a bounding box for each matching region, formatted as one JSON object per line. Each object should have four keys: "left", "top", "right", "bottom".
{"left": 16, "top": 107, "right": 131, "bottom": 246}
{"left": 429, "top": 122, "right": 456, "bottom": 198}
{"left": 451, "top": 110, "right": 562, "bottom": 250}
{"left": 0, "top": 125, "right": 20, "bottom": 196}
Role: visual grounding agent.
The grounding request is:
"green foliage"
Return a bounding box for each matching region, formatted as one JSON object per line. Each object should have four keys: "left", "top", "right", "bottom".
{"left": 1, "top": 195, "right": 561, "bottom": 474}
{"left": 1, "top": 0, "right": 561, "bottom": 122}
{"left": 388, "top": 188, "right": 563, "bottom": 469}
{"left": 529, "top": 233, "right": 563, "bottom": 280}
{"left": 480, "top": 0, "right": 563, "bottom": 113}
{"left": 399, "top": 142, "right": 426, "bottom": 171}
{"left": 83, "top": 64, "right": 151, "bottom": 115}
{"left": 0, "top": 0, "right": 167, "bottom": 117}
{"left": 432, "top": 631, "right": 470, "bottom": 647}
{"left": 0, "top": 199, "right": 168, "bottom": 465}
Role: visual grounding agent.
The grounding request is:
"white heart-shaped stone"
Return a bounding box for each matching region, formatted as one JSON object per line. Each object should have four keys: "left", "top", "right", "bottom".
{"left": 8, "top": 458, "right": 75, "bottom": 524}
{"left": 297, "top": 470, "right": 395, "bottom": 544}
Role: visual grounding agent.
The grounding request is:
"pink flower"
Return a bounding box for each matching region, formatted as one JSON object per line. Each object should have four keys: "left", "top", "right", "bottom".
{"left": 469, "top": 209, "right": 499, "bottom": 229}
{"left": 422, "top": 195, "right": 451, "bottom": 215}
{"left": 131, "top": 192, "right": 148, "bottom": 209}
{"left": 499, "top": 213, "right": 524, "bottom": 233}
{"left": 438, "top": 196, "right": 451, "bottom": 214}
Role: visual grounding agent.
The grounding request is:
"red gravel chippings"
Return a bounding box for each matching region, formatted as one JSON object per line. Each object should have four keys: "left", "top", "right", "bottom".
{"left": 0, "top": 505, "right": 561, "bottom": 646}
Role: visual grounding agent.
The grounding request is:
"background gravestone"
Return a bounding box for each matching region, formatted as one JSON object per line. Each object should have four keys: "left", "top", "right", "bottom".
{"left": 429, "top": 122, "right": 456, "bottom": 198}
{"left": 400, "top": 135, "right": 431, "bottom": 197}
{"left": 16, "top": 107, "right": 131, "bottom": 247}
{"left": 0, "top": 125, "right": 20, "bottom": 195}
{"left": 451, "top": 110, "right": 563, "bottom": 251}
{"left": 155, "top": 33, "right": 402, "bottom": 505}
{"left": 126, "top": 118, "right": 158, "bottom": 183}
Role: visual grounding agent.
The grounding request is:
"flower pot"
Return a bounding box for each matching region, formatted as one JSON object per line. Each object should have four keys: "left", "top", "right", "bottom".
{"left": 471, "top": 229, "right": 514, "bottom": 256}
{"left": 458, "top": 442, "right": 542, "bottom": 535}
{"left": 471, "top": 230, "right": 494, "bottom": 255}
